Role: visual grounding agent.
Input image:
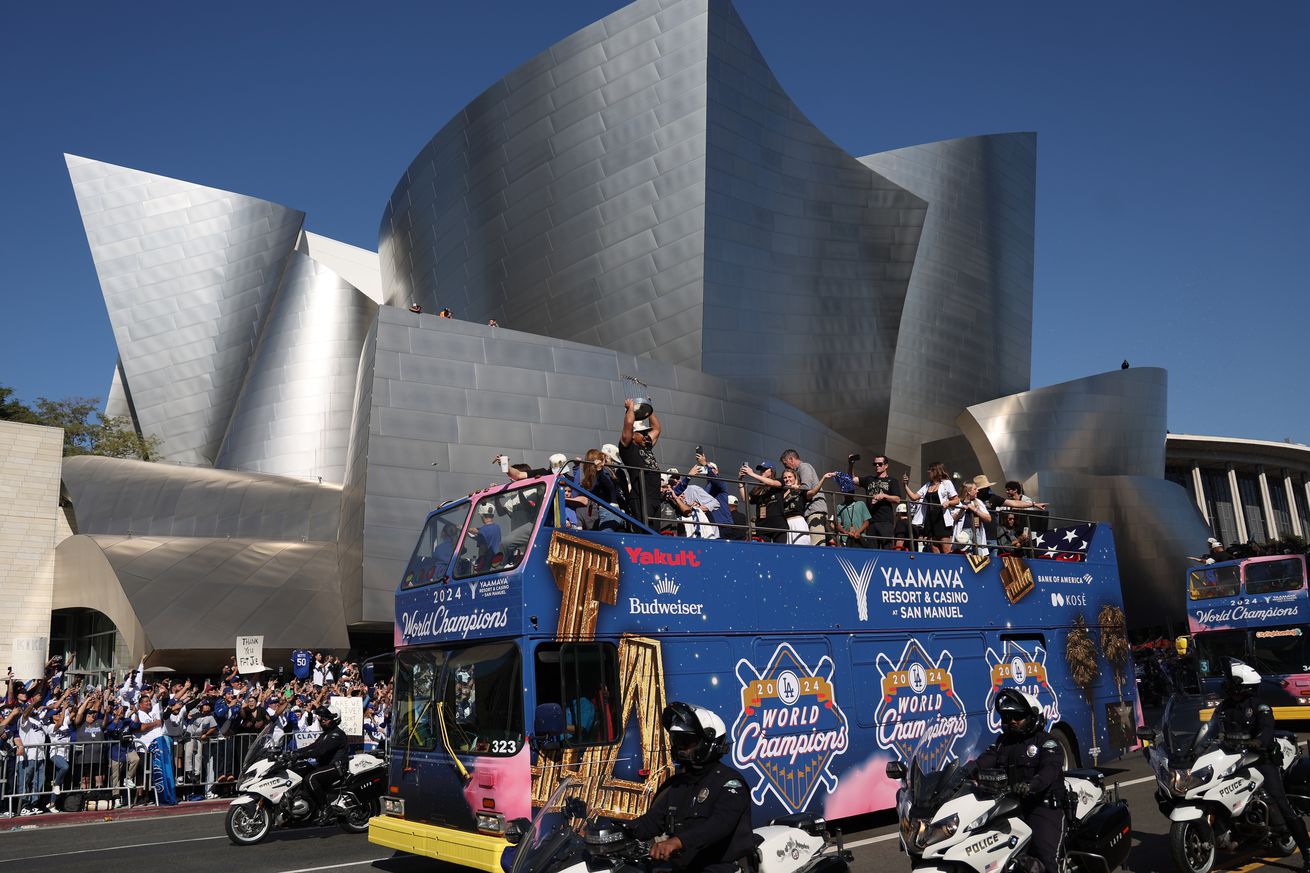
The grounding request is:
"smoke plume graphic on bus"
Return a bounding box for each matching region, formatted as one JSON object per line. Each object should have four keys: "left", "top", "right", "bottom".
{"left": 984, "top": 640, "right": 1061, "bottom": 732}
{"left": 835, "top": 555, "right": 876, "bottom": 621}
{"left": 731, "top": 644, "right": 849, "bottom": 811}
{"left": 874, "top": 639, "right": 967, "bottom": 770}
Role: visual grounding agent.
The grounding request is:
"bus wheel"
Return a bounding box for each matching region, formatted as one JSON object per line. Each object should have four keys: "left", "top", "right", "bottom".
{"left": 1053, "top": 728, "right": 1078, "bottom": 768}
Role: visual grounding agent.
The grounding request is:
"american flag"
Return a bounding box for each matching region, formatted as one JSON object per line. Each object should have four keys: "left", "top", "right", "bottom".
{"left": 1032, "top": 523, "right": 1096, "bottom": 562}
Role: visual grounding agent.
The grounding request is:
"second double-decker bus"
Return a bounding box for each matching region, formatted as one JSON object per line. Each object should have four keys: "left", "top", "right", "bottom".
{"left": 1186, "top": 553, "right": 1310, "bottom": 716}
{"left": 369, "top": 473, "right": 1137, "bottom": 871}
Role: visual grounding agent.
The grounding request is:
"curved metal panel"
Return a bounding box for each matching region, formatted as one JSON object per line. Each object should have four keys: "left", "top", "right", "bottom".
{"left": 859, "top": 134, "right": 1037, "bottom": 471}
{"left": 958, "top": 368, "right": 1168, "bottom": 485}
{"left": 698, "top": 1, "right": 925, "bottom": 451}
{"left": 56, "top": 533, "right": 347, "bottom": 653}
{"left": 65, "top": 155, "right": 304, "bottom": 465}
{"left": 61, "top": 455, "right": 341, "bottom": 542}
{"left": 216, "top": 252, "right": 379, "bottom": 484}
{"left": 380, "top": 0, "right": 712, "bottom": 366}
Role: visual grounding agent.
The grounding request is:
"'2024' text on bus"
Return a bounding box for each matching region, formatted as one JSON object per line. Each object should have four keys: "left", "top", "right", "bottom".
{"left": 367, "top": 474, "right": 1138, "bottom": 870}
{"left": 1187, "top": 553, "right": 1310, "bottom": 716}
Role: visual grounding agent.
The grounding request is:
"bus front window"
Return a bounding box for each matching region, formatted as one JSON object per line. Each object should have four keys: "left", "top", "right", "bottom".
{"left": 1245, "top": 558, "right": 1306, "bottom": 595}
{"left": 1252, "top": 628, "right": 1310, "bottom": 675}
{"left": 396, "top": 650, "right": 442, "bottom": 749}
{"left": 403, "top": 503, "right": 470, "bottom": 588}
{"left": 1189, "top": 564, "right": 1240, "bottom": 600}
{"left": 454, "top": 484, "right": 546, "bottom": 579}
{"left": 1195, "top": 629, "right": 1248, "bottom": 678}
{"left": 437, "top": 642, "right": 523, "bottom": 756}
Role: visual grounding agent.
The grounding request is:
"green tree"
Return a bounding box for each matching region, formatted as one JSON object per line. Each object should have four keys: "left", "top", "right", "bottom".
{"left": 0, "top": 385, "right": 37, "bottom": 423}
{"left": 1065, "top": 613, "right": 1102, "bottom": 764}
{"left": 1, "top": 386, "right": 160, "bottom": 460}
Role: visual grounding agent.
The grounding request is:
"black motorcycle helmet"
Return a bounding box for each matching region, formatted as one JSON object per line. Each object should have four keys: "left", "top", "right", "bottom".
{"left": 314, "top": 705, "right": 339, "bottom": 727}
{"left": 661, "top": 701, "right": 729, "bottom": 769}
{"left": 994, "top": 688, "right": 1042, "bottom": 739}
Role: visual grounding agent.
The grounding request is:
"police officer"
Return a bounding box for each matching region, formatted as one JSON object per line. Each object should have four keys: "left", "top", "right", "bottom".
{"left": 291, "top": 705, "right": 349, "bottom": 814}
{"left": 1216, "top": 660, "right": 1310, "bottom": 869}
{"left": 975, "top": 689, "right": 1065, "bottom": 873}
{"left": 628, "top": 702, "right": 755, "bottom": 873}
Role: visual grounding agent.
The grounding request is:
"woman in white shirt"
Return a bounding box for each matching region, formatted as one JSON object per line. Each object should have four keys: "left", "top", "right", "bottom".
{"left": 905, "top": 462, "right": 959, "bottom": 553}
{"left": 952, "top": 482, "right": 992, "bottom": 556}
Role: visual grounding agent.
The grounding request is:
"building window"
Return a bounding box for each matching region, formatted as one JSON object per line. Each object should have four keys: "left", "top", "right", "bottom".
{"left": 1202, "top": 469, "right": 1237, "bottom": 545}
{"left": 1236, "top": 473, "right": 1266, "bottom": 543}
{"left": 1296, "top": 482, "right": 1310, "bottom": 538}
{"left": 1271, "top": 483, "right": 1293, "bottom": 539}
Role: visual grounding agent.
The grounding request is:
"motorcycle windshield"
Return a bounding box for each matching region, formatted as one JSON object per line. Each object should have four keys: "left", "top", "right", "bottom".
{"left": 240, "top": 722, "right": 287, "bottom": 773}
{"left": 907, "top": 717, "right": 993, "bottom": 809}
{"left": 509, "top": 778, "right": 591, "bottom": 873}
{"left": 1159, "top": 695, "right": 1220, "bottom": 759}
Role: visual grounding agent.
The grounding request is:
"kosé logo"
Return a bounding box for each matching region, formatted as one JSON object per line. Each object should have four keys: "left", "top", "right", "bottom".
{"left": 1050, "top": 591, "right": 1088, "bottom": 607}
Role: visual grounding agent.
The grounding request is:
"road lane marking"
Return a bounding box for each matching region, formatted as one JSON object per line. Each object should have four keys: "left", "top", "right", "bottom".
{"left": 276, "top": 861, "right": 391, "bottom": 873}
{"left": 0, "top": 835, "right": 225, "bottom": 863}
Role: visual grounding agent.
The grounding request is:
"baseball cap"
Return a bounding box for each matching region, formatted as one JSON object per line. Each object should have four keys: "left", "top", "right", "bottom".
{"left": 1207, "top": 537, "right": 1221, "bottom": 548}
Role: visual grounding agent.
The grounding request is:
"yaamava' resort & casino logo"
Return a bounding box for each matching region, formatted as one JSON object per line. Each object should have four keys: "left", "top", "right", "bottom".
{"left": 984, "top": 640, "right": 1061, "bottom": 732}
{"left": 874, "top": 639, "right": 967, "bottom": 771}
{"left": 731, "top": 643, "right": 849, "bottom": 811}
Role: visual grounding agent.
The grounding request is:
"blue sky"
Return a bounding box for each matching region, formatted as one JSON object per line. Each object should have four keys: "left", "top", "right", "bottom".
{"left": 2, "top": 1, "right": 1307, "bottom": 443}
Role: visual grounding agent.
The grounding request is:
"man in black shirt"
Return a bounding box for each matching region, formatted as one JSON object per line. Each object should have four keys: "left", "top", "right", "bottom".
{"left": 629, "top": 702, "right": 755, "bottom": 873}
{"left": 619, "top": 399, "right": 663, "bottom": 529}
{"left": 847, "top": 453, "right": 904, "bottom": 548}
{"left": 292, "top": 706, "right": 350, "bottom": 812}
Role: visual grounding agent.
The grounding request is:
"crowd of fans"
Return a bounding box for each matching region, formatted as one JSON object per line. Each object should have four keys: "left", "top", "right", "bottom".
{"left": 0, "top": 651, "right": 390, "bottom": 817}
{"left": 489, "top": 399, "right": 1057, "bottom": 556}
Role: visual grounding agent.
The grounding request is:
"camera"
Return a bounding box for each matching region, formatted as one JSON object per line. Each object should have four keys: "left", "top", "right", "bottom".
{"left": 694, "top": 445, "right": 703, "bottom": 457}
{"left": 848, "top": 453, "right": 861, "bottom": 463}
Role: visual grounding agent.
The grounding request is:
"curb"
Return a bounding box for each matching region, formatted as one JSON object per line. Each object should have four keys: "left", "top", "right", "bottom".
{"left": 1, "top": 798, "right": 229, "bottom": 831}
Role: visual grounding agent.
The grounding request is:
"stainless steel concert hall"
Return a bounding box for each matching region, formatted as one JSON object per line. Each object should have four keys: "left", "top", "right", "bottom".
{"left": 49, "top": 0, "right": 1226, "bottom": 665}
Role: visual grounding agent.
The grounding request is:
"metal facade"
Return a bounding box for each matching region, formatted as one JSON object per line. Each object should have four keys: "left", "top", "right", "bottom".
{"left": 66, "top": 155, "right": 305, "bottom": 466}
{"left": 860, "top": 135, "right": 1037, "bottom": 472}
{"left": 216, "top": 251, "right": 379, "bottom": 483}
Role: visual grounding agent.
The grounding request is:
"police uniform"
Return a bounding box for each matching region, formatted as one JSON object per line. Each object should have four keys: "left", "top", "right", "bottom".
{"left": 975, "top": 728, "right": 1066, "bottom": 873}
{"left": 1218, "top": 697, "right": 1310, "bottom": 859}
{"left": 629, "top": 760, "right": 755, "bottom": 873}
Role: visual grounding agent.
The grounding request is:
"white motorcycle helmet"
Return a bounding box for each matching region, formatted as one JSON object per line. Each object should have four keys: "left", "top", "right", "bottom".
{"left": 1224, "top": 659, "right": 1261, "bottom": 700}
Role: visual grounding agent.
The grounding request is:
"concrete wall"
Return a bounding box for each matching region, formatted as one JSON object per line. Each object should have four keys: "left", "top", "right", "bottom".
{"left": 0, "top": 421, "right": 63, "bottom": 682}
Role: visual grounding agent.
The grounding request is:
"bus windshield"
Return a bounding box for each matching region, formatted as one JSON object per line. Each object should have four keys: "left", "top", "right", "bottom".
{"left": 1245, "top": 557, "right": 1305, "bottom": 595}
{"left": 454, "top": 483, "right": 547, "bottom": 580}
{"left": 395, "top": 641, "right": 524, "bottom": 756}
{"left": 403, "top": 501, "right": 470, "bottom": 588}
{"left": 1189, "top": 563, "right": 1240, "bottom": 600}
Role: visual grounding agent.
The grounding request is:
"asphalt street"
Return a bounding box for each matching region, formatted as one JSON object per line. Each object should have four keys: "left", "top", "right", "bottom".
{"left": 2, "top": 748, "right": 1308, "bottom": 873}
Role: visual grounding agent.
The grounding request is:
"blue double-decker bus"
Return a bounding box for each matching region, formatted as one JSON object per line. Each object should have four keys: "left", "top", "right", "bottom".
{"left": 369, "top": 473, "right": 1136, "bottom": 871}
{"left": 1186, "top": 553, "right": 1310, "bottom": 716}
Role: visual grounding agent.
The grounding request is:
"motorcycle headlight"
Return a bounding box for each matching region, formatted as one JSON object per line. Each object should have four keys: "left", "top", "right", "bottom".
{"left": 908, "top": 813, "right": 959, "bottom": 850}
{"left": 1170, "top": 765, "right": 1212, "bottom": 795}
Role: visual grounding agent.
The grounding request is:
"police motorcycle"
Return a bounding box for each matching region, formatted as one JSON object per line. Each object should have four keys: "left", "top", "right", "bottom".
{"left": 504, "top": 777, "right": 852, "bottom": 873}
{"left": 887, "top": 719, "right": 1132, "bottom": 873}
{"left": 1138, "top": 694, "right": 1310, "bottom": 873}
{"left": 224, "top": 721, "right": 387, "bottom": 845}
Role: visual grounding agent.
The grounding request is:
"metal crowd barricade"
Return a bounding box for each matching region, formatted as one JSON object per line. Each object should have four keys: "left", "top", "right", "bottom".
{"left": 0, "top": 731, "right": 276, "bottom": 814}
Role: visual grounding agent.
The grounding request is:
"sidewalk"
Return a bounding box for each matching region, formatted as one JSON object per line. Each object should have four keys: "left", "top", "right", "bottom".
{"left": 0, "top": 798, "right": 229, "bottom": 832}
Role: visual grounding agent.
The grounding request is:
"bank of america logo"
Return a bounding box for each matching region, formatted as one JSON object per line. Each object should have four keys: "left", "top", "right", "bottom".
{"left": 652, "top": 575, "right": 680, "bottom": 595}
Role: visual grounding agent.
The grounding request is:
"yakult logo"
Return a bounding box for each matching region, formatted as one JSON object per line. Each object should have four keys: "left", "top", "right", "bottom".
{"left": 624, "top": 546, "right": 701, "bottom": 567}
{"left": 731, "top": 644, "right": 849, "bottom": 811}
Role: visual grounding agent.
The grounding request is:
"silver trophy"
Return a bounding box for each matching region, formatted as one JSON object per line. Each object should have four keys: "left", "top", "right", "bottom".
{"left": 621, "top": 375, "right": 653, "bottom": 420}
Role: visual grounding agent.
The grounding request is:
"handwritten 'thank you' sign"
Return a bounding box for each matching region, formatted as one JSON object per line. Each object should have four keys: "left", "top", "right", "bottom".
{"left": 236, "top": 636, "right": 267, "bottom": 674}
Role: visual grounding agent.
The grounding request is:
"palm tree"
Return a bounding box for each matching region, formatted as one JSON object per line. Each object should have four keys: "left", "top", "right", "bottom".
{"left": 1065, "top": 613, "right": 1101, "bottom": 764}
